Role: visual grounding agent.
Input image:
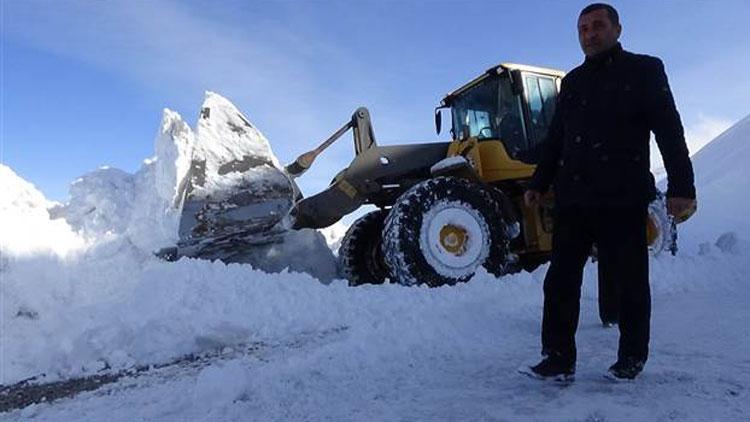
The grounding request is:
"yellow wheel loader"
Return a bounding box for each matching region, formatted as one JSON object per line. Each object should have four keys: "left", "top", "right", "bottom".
{"left": 163, "top": 62, "right": 678, "bottom": 288}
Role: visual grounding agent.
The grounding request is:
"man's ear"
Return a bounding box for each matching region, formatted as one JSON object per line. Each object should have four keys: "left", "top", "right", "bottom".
{"left": 615, "top": 24, "right": 622, "bottom": 39}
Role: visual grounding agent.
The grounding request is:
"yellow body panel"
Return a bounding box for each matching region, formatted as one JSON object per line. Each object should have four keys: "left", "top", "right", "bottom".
{"left": 446, "top": 138, "right": 484, "bottom": 178}
{"left": 445, "top": 138, "right": 537, "bottom": 182}
{"left": 477, "top": 141, "right": 536, "bottom": 183}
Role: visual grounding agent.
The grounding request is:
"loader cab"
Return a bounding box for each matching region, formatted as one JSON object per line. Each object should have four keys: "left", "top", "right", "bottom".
{"left": 439, "top": 63, "right": 564, "bottom": 164}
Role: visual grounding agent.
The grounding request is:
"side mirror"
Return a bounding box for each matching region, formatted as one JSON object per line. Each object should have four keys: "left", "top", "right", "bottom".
{"left": 434, "top": 108, "right": 443, "bottom": 135}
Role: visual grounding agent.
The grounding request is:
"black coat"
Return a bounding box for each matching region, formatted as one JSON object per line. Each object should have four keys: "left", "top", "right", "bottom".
{"left": 529, "top": 43, "right": 696, "bottom": 206}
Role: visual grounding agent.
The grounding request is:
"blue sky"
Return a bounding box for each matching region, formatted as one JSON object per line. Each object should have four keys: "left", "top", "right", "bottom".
{"left": 2, "top": 0, "right": 749, "bottom": 202}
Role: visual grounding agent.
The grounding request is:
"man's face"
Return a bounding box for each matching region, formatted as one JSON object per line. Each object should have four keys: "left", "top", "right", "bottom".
{"left": 578, "top": 9, "right": 622, "bottom": 57}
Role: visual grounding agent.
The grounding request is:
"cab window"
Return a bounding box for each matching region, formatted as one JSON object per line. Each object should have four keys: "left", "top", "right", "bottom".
{"left": 451, "top": 78, "right": 497, "bottom": 140}
{"left": 450, "top": 74, "right": 527, "bottom": 156}
{"left": 524, "top": 74, "right": 558, "bottom": 146}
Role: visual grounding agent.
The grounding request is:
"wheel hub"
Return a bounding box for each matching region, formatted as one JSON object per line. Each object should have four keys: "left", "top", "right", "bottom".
{"left": 439, "top": 224, "right": 468, "bottom": 256}
{"left": 420, "top": 200, "right": 490, "bottom": 277}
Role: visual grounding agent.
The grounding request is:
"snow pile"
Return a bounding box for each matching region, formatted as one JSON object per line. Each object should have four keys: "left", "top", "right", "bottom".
{"left": 0, "top": 252, "right": 541, "bottom": 386}
{"left": 192, "top": 92, "right": 281, "bottom": 183}
{"left": 0, "top": 165, "right": 86, "bottom": 258}
{"left": 676, "top": 113, "right": 750, "bottom": 250}
{"left": 50, "top": 108, "right": 195, "bottom": 252}
{"left": 0, "top": 92, "right": 341, "bottom": 385}
{"left": 44, "top": 92, "right": 335, "bottom": 270}
{"left": 154, "top": 109, "right": 195, "bottom": 207}
{"left": 228, "top": 228, "right": 338, "bottom": 281}
{"left": 319, "top": 221, "right": 349, "bottom": 252}
{"left": 51, "top": 167, "right": 136, "bottom": 237}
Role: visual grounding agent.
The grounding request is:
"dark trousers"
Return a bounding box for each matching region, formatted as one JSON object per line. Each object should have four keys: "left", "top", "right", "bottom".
{"left": 598, "top": 254, "right": 621, "bottom": 324}
{"left": 541, "top": 203, "right": 650, "bottom": 363}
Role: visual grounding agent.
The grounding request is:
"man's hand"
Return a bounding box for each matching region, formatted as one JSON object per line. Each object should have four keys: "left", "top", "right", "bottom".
{"left": 524, "top": 189, "right": 542, "bottom": 208}
{"left": 667, "top": 197, "right": 697, "bottom": 223}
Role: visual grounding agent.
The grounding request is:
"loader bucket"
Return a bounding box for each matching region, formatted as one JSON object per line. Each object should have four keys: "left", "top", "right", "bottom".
{"left": 170, "top": 93, "right": 297, "bottom": 259}
{"left": 177, "top": 162, "right": 294, "bottom": 244}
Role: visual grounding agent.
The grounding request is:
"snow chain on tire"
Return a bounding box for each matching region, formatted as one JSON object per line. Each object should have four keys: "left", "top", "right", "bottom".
{"left": 647, "top": 191, "right": 677, "bottom": 256}
{"left": 381, "top": 176, "right": 512, "bottom": 287}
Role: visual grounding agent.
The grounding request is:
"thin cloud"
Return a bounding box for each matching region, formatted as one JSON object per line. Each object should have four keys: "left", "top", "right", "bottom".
{"left": 4, "top": 1, "right": 364, "bottom": 142}
{"left": 4, "top": 0, "right": 379, "bottom": 195}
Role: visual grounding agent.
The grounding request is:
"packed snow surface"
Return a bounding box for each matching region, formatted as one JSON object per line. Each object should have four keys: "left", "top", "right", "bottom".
{"left": 1, "top": 110, "right": 749, "bottom": 421}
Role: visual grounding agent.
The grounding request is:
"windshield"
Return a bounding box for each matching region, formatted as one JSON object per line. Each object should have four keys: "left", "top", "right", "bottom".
{"left": 451, "top": 74, "right": 527, "bottom": 155}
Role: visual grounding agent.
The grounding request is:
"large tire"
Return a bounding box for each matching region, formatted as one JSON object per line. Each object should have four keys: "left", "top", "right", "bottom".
{"left": 338, "top": 210, "right": 388, "bottom": 286}
{"left": 382, "top": 177, "right": 511, "bottom": 287}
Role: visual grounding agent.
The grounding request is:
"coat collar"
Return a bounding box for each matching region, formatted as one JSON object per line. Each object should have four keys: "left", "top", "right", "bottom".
{"left": 583, "top": 42, "right": 624, "bottom": 68}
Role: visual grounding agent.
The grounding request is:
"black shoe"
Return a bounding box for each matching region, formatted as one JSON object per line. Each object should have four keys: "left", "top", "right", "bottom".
{"left": 521, "top": 354, "right": 575, "bottom": 382}
{"left": 606, "top": 357, "right": 645, "bottom": 380}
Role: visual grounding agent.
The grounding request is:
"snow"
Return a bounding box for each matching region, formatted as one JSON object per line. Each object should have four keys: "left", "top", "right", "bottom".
{"left": 48, "top": 107, "right": 195, "bottom": 252}
{"left": 430, "top": 155, "right": 469, "bottom": 174}
{"left": 1, "top": 109, "right": 749, "bottom": 421}
{"left": 674, "top": 113, "right": 750, "bottom": 249}
{"left": 319, "top": 221, "right": 349, "bottom": 253}
{"left": 190, "top": 91, "right": 283, "bottom": 199}
{"left": 0, "top": 165, "right": 86, "bottom": 258}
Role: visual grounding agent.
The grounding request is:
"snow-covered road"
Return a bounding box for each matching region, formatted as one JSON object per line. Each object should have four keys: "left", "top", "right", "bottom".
{"left": 4, "top": 250, "right": 748, "bottom": 421}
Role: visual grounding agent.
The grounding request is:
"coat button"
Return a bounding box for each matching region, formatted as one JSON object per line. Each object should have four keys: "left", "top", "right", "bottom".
{"left": 592, "top": 142, "right": 602, "bottom": 149}
{"left": 573, "top": 174, "right": 581, "bottom": 182}
{"left": 558, "top": 159, "right": 565, "bottom": 167}
{"left": 581, "top": 99, "right": 588, "bottom": 106}
{"left": 601, "top": 155, "right": 609, "bottom": 162}
{"left": 633, "top": 155, "right": 641, "bottom": 162}
{"left": 574, "top": 135, "right": 582, "bottom": 144}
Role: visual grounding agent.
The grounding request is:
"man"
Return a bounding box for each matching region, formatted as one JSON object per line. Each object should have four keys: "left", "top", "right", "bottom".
{"left": 523, "top": 3, "right": 696, "bottom": 380}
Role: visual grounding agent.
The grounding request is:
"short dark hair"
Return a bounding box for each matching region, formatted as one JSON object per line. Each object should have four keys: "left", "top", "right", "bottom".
{"left": 580, "top": 3, "right": 620, "bottom": 26}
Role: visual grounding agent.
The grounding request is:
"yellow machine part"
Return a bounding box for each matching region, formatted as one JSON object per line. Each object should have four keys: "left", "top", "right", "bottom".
{"left": 439, "top": 224, "right": 469, "bottom": 256}
{"left": 518, "top": 193, "right": 554, "bottom": 254}
{"left": 445, "top": 138, "right": 536, "bottom": 183}
{"left": 646, "top": 215, "right": 659, "bottom": 245}
{"left": 445, "top": 138, "right": 484, "bottom": 178}
{"left": 477, "top": 141, "right": 536, "bottom": 183}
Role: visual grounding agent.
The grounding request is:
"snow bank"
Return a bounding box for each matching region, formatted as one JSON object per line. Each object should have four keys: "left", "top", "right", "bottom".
{"left": 42, "top": 93, "right": 337, "bottom": 268}
{"left": 0, "top": 165, "right": 86, "bottom": 258}
{"left": 50, "top": 107, "right": 194, "bottom": 252}
{"left": 676, "top": 113, "right": 750, "bottom": 250}
{"left": 0, "top": 248, "right": 540, "bottom": 385}
{"left": 1, "top": 92, "right": 344, "bottom": 383}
